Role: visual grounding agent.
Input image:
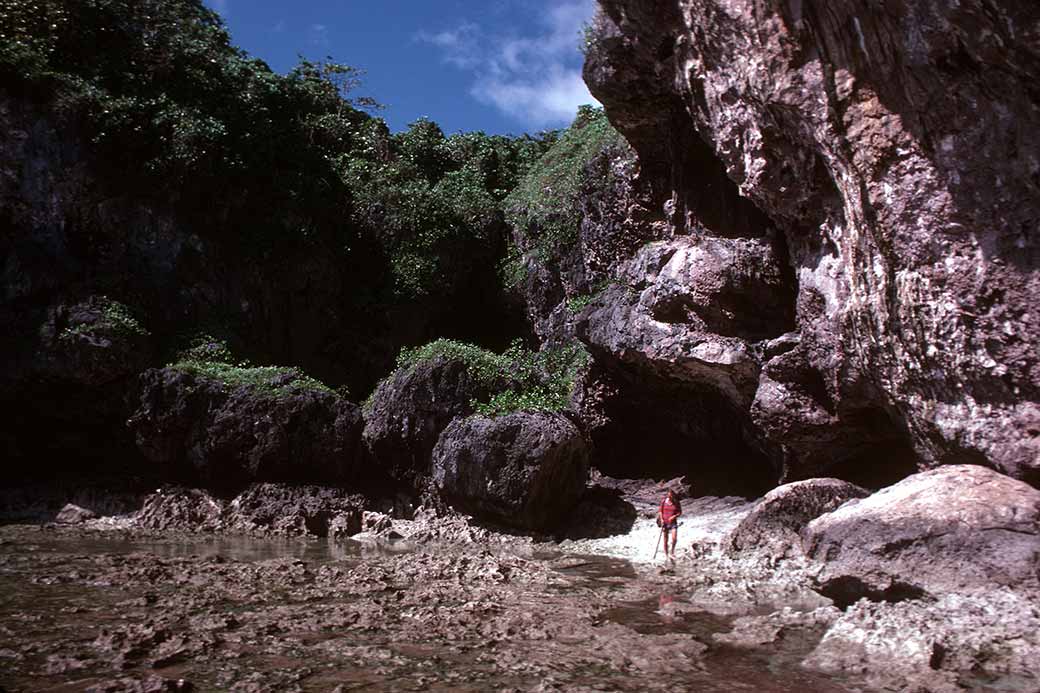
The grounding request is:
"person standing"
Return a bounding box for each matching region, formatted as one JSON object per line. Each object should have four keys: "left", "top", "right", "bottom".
{"left": 658, "top": 489, "right": 682, "bottom": 561}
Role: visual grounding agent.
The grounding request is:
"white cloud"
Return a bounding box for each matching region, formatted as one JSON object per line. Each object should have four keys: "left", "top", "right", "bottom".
{"left": 473, "top": 67, "right": 594, "bottom": 129}
{"left": 415, "top": 23, "right": 481, "bottom": 69}
{"left": 418, "top": 0, "right": 598, "bottom": 129}
{"left": 309, "top": 24, "right": 330, "bottom": 48}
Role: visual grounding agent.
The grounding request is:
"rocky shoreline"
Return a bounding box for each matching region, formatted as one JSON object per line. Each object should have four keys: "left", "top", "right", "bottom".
{"left": 2, "top": 467, "right": 1037, "bottom": 693}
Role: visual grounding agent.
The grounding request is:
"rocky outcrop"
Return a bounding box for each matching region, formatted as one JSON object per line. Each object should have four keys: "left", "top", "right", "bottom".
{"left": 133, "top": 484, "right": 364, "bottom": 537}
{"left": 362, "top": 355, "right": 509, "bottom": 487}
{"left": 802, "top": 465, "right": 1040, "bottom": 604}
{"left": 728, "top": 478, "right": 869, "bottom": 557}
{"left": 583, "top": 1, "right": 1040, "bottom": 485}
{"left": 431, "top": 412, "right": 590, "bottom": 531}
{"left": 579, "top": 236, "right": 793, "bottom": 410}
{"left": 222, "top": 483, "right": 363, "bottom": 538}
{"left": 128, "top": 368, "right": 362, "bottom": 492}
{"left": 804, "top": 587, "right": 1040, "bottom": 692}
{"left": 54, "top": 503, "right": 98, "bottom": 525}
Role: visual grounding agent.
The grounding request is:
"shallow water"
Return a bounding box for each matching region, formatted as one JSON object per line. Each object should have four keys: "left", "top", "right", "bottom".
{"left": 0, "top": 528, "right": 870, "bottom": 692}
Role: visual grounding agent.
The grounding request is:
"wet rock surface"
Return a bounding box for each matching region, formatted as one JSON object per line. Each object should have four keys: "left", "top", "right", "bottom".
{"left": 432, "top": 412, "right": 590, "bottom": 531}
{"left": 802, "top": 466, "right": 1040, "bottom": 604}
{"left": 1, "top": 525, "right": 857, "bottom": 693}
{"left": 2, "top": 475, "right": 1038, "bottom": 693}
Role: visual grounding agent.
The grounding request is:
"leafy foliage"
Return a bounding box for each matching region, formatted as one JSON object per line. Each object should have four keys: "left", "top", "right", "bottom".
{"left": 349, "top": 119, "right": 554, "bottom": 297}
{"left": 59, "top": 296, "right": 149, "bottom": 340}
{"left": 503, "top": 105, "right": 624, "bottom": 285}
{"left": 394, "top": 338, "right": 590, "bottom": 417}
{"left": 0, "top": 0, "right": 554, "bottom": 301}
{"left": 169, "top": 334, "right": 334, "bottom": 395}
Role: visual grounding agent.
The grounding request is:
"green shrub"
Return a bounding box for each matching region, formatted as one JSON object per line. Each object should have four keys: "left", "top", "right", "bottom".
{"left": 59, "top": 296, "right": 149, "bottom": 340}
{"left": 390, "top": 338, "right": 590, "bottom": 417}
{"left": 170, "top": 360, "right": 334, "bottom": 396}
{"left": 504, "top": 105, "right": 625, "bottom": 282}
{"left": 168, "top": 333, "right": 333, "bottom": 396}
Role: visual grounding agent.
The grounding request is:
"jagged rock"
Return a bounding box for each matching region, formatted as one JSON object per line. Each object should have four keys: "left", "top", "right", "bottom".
{"left": 328, "top": 512, "right": 364, "bottom": 539}
{"left": 133, "top": 484, "right": 365, "bottom": 537}
{"left": 29, "top": 296, "right": 152, "bottom": 388}
{"left": 128, "top": 368, "right": 362, "bottom": 491}
{"left": 578, "top": 236, "right": 792, "bottom": 411}
{"left": 802, "top": 466, "right": 1040, "bottom": 604}
{"left": 728, "top": 479, "right": 869, "bottom": 557}
{"left": 54, "top": 503, "right": 98, "bottom": 525}
{"left": 362, "top": 355, "right": 509, "bottom": 486}
{"left": 134, "top": 488, "right": 225, "bottom": 532}
{"left": 223, "top": 484, "right": 364, "bottom": 538}
{"left": 803, "top": 587, "right": 1040, "bottom": 692}
{"left": 585, "top": 1, "right": 1040, "bottom": 483}
{"left": 361, "top": 511, "right": 393, "bottom": 534}
{"left": 513, "top": 142, "right": 653, "bottom": 345}
{"left": 431, "top": 412, "right": 590, "bottom": 531}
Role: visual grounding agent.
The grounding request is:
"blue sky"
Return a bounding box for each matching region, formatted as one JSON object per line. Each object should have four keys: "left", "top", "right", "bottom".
{"left": 202, "top": 0, "right": 598, "bottom": 136}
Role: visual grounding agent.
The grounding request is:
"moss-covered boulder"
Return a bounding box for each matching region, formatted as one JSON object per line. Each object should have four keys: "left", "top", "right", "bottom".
{"left": 128, "top": 365, "right": 361, "bottom": 492}
{"left": 362, "top": 344, "right": 511, "bottom": 487}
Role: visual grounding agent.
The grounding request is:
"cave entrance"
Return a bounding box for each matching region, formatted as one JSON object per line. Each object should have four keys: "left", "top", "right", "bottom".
{"left": 821, "top": 406, "right": 922, "bottom": 490}
{"left": 584, "top": 365, "right": 779, "bottom": 498}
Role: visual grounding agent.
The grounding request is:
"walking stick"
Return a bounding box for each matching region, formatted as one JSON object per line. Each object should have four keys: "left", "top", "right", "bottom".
{"left": 652, "top": 525, "right": 664, "bottom": 560}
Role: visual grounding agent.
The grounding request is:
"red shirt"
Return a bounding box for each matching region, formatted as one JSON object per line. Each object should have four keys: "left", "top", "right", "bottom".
{"left": 660, "top": 496, "right": 681, "bottom": 523}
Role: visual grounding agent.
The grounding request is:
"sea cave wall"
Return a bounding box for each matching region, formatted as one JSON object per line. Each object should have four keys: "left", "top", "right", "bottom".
{"left": 546, "top": 0, "right": 1040, "bottom": 488}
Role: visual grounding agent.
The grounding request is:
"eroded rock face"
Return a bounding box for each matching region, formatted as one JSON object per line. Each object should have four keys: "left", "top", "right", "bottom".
{"left": 804, "top": 588, "right": 1040, "bottom": 692}
{"left": 431, "top": 412, "right": 590, "bottom": 531}
{"left": 728, "top": 478, "right": 869, "bottom": 557}
{"left": 801, "top": 465, "right": 1040, "bottom": 603}
{"left": 128, "top": 368, "right": 362, "bottom": 491}
{"left": 579, "top": 236, "right": 793, "bottom": 411}
{"left": 585, "top": 1, "right": 1040, "bottom": 484}
{"left": 223, "top": 483, "right": 363, "bottom": 538}
{"left": 133, "top": 484, "right": 364, "bottom": 537}
{"left": 362, "top": 356, "right": 509, "bottom": 487}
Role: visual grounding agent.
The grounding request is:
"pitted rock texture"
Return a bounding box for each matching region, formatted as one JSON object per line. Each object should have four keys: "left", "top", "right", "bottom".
{"left": 728, "top": 478, "right": 869, "bottom": 558}
{"left": 133, "top": 484, "right": 364, "bottom": 537}
{"left": 585, "top": 1, "right": 1040, "bottom": 484}
{"left": 431, "top": 412, "right": 590, "bottom": 531}
{"left": 801, "top": 465, "right": 1040, "bottom": 603}
{"left": 579, "top": 236, "right": 793, "bottom": 410}
{"left": 804, "top": 587, "right": 1040, "bottom": 692}
{"left": 128, "top": 368, "right": 362, "bottom": 491}
{"left": 362, "top": 355, "right": 511, "bottom": 488}
{"left": 15, "top": 296, "right": 153, "bottom": 389}
{"left": 512, "top": 142, "right": 656, "bottom": 346}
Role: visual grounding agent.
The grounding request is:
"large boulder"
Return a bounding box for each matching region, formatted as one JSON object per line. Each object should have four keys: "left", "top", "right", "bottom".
{"left": 802, "top": 466, "right": 1040, "bottom": 605}
{"left": 431, "top": 412, "right": 590, "bottom": 531}
{"left": 362, "top": 354, "right": 508, "bottom": 486}
{"left": 578, "top": 236, "right": 792, "bottom": 411}
{"left": 128, "top": 367, "right": 362, "bottom": 491}
{"left": 728, "top": 478, "right": 869, "bottom": 557}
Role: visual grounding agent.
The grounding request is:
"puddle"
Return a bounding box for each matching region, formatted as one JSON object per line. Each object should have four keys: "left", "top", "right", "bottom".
{"left": 601, "top": 596, "right": 733, "bottom": 637}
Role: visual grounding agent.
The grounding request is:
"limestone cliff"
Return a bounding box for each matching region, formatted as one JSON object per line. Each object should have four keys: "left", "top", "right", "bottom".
{"left": 567, "top": 0, "right": 1039, "bottom": 486}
